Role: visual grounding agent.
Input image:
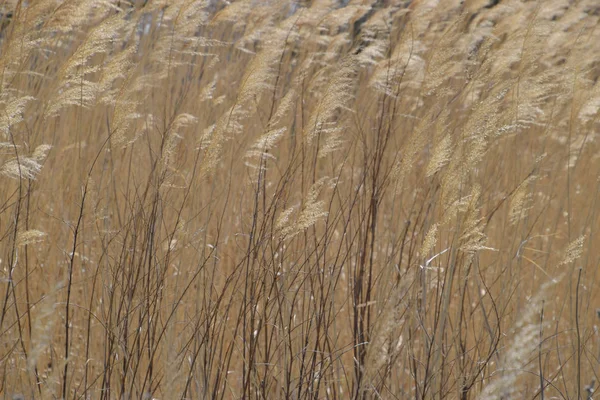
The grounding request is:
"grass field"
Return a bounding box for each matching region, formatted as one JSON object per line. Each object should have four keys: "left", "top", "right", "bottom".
{"left": 0, "top": 0, "right": 600, "bottom": 398}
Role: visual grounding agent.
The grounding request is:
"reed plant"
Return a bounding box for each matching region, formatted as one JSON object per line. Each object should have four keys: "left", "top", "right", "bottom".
{"left": 0, "top": 0, "right": 599, "bottom": 399}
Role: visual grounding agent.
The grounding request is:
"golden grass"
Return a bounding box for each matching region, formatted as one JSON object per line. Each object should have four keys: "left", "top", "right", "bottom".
{"left": 0, "top": 0, "right": 600, "bottom": 399}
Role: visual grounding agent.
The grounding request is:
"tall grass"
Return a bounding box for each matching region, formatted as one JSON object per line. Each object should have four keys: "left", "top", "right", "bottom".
{"left": 0, "top": 0, "right": 599, "bottom": 399}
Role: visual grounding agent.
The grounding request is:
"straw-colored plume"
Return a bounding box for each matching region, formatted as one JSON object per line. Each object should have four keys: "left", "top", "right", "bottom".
{"left": 423, "top": 14, "right": 467, "bottom": 96}
{"left": 42, "top": 0, "right": 103, "bottom": 35}
{"left": 0, "top": 26, "right": 39, "bottom": 92}
{"left": 0, "top": 96, "right": 34, "bottom": 139}
{"left": 200, "top": 18, "right": 294, "bottom": 178}
{"left": 578, "top": 82, "right": 600, "bottom": 123}
{"left": 200, "top": 76, "right": 218, "bottom": 102}
{"left": 304, "top": 56, "right": 357, "bottom": 148}
{"left": 17, "top": 230, "right": 47, "bottom": 246}
{"left": 560, "top": 235, "right": 585, "bottom": 266}
{"left": 46, "top": 14, "right": 129, "bottom": 117}
{"left": 1, "top": 144, "right": 51, "bottom": 180}
{"left": 508, "top": 175, "right": 536, "bottom": 225}
{"left": 279, "top": 178, "right": 330, "bottom": 239}
{"left": 392, "top": 108, "right": 440, "bottom": 192}
{"left": 236, "top": 20, "right": 292, "bottom": 107}
{"left": 199, "top": 104, "right": 244, "bottom": 178}
{"left": 370, "top": 38, "right": 426, "bottom": 96}
{"left": 269, "top": 89, "right": 296, "bottom": 129}
{"left": 420, "top": 223, "right": 438, "bottom": 258}
{"left": 150, "top": 1, "right": 211, "bottom": 80}
{"left": 458, "top": 185, "right": 490, "bottom": 255}
{"left": 426, "top": 134, "right": 452, "bottom": 177}
{"left": 162, "top": 113, "right": 197, "bottom": 171}
{"left": 245, "top": 127, "right": 286, "bottom": 164}
{"left": 97, "top": 43, "right": 137, "bottom": 105}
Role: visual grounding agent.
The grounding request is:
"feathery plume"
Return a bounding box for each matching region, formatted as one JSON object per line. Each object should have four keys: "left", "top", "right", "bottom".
{"left": 508, "top": 175, "right": 536, "bottom": 225}
{"left": 245, "top": 127, "right": 286, "bottom": 163}
{"left": 279, "top": 177, "right": 330, "bottom": 239}
{"left": 200, "top": 16, "right": 295, "bottom": 178}
{"left": 17, "top": 230, "right": 47, "bottom": 246}
{"left": 426, "top": 134, "right": 452, "bottom": 177}
{"left": 458, "top": 185, "right": 491, "bottom": 255}
{"left": 304, "top": 56, "right": 357, "bottom": 154}
{"left": 560, "top": 235, "right": 586, "bottom": 266}
{"left": 0, "top": 96, "right": 35, "bottom": 139}
{"left": 420, "top": 223, "right": 438, "bottom": 258}
{"left": 46, "top": 14, "right": 129, "bottom": 117}
{"left": 1, "top": 144, "right": 51, "bottom": 180}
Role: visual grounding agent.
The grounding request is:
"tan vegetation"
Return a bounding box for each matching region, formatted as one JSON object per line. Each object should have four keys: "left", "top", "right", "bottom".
{"left": 0, "top": 0, "right": 599, "bottom": 398}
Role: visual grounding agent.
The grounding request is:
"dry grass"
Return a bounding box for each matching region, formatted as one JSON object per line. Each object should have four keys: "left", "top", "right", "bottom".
{"left": 0, "top": 0, "right": 600, "bottom": 399}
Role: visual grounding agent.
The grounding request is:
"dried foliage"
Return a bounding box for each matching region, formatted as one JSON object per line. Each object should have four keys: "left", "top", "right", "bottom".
{"left": 0, "top": 0, "right": 599, "bottom": 399}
